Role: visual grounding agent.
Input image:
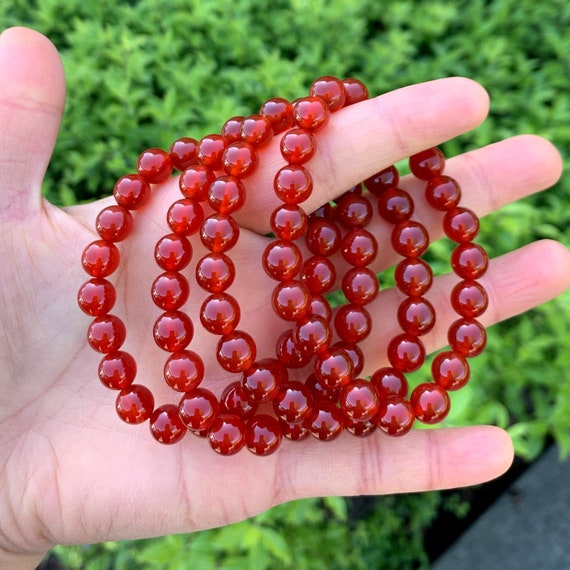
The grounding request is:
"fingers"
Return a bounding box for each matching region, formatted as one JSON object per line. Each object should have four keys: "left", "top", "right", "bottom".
{"left": 0, "top": 27, "right": 65, "bottom": 220}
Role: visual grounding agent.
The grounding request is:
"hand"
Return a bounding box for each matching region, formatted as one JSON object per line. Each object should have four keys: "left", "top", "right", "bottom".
{"left": 1, "top": 27, "right": 569, "bottom": 569}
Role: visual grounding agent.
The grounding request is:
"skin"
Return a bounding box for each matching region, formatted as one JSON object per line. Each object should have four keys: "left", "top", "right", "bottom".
{"left": 1, "top": 26, "right": 569, "bottom": 569}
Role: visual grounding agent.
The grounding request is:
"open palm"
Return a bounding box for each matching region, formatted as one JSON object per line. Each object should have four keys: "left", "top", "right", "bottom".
{"left": 1, "top": 28, "right": 569, "bottom": 569}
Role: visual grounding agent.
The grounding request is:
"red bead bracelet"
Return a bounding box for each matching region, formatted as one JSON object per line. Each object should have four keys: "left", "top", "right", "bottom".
{"left": 78, "top": 76, "right": 488, "bottom": 456}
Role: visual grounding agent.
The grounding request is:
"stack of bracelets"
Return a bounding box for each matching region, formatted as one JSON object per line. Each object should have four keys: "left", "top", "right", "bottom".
{"left": 78, "top": 76, "right": 489, "bottom": 456}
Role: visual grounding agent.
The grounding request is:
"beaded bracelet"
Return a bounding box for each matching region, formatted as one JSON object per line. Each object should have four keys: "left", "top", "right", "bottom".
{"left": 78, "top": 77, "right": 488, "bottom": 456}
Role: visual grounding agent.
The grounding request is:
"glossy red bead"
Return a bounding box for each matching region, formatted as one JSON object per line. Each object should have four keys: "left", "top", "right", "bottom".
{"left": 448, "top": 318, "right": 487, "bottom": 357}
{"left": 301, "top": 256, "right": 336, "bottom": 295}
{"left": 376, "top": 396, "right": 415, "bottom": 436}
{"left": 341, "top": 229, "right": 378, "bottom": 267}
{"left": 339, "top": 379, "right": 379, "bottom": 421}
{"left": 451, "top": 280, "right": 488, "bottom": 318}
{"left": 334, "top": 304, "right": 372, "bottom": 343}
{"left": 242, "top": 358, "right": 286, "bottom": 403}
{"left": 88, "top": 314, "right": 126, "bottom": 353}
{"left": 200, "top": 293, "right": 240, "bottom": 335}
{"left": 169, "top": 137, "right": 198, "bottom": 170}
{"left": 280, "top": 419, "right": 311, "bottom": 441}
{"left": 345, "top": 417, "right": 377, "bottom": 437}
{"left": 274, "top": 165, "right": 313, "bottom": 204}
{"left": 335, "top": 193, "right": 373, "bottom": 228}
{"left": 276, "top": 330, "right": 312, "bottom": 369}
{"left": 392, "top": 221, "right": 429, "bottom": 258}
{"left": 394, "top": 258, "right": 433, "bottom": 296}
{"left": 116, "top": 384, "right": 154, "bottom": 424}
{"left": 314, "top": 347, "right": 354, "bottom": 390}
{"left": 410, "top": 383, "right": 450, "bottom": 424}
{"left": 259, "top": 97, "right": 294, "bottom": 134}
{"left": 426, "top": 176, "right": 461, "bottom": 211}
{"left": 217, "top": 330, "right": 256, "bottom": 372}
{"left": 451, "top": 243, "right": 489, "bottom": 279}
{"left": 309, "top": 401, "right": 345, "bottom": 441}
{"left": 208, "top": 414, "right": 246, "bottom": 455}
{"left": 432, "top": 350, "right": 470, "bottom": 391}
{"left": 310, "top": 294, "right": 333, "bottom": 321}
{"left": 443, "top": 207, "right": 480, "bottom": 243}
{"left": 221, "top": 381, "right": 258, "bottom": 419}
{"left": 221, "top": 142, "right": 258, "bottom": 178}
{"left": 150, "top": 404, "right": 187, "bottom": 444}
{"left": 240, "top": 114, "right": 273, "bottom": 147}
{"left": 78, "top": 278, "right": 116, "bottom": 316}
{"left": 397, "top": 297, "right": 436, "bottom": 336}
{"left": 270, "top": 205, "right": 308, "bottom": 241}
{"left": 370, "top": 367, "right": 408, "bottom": 400}
{"left": 151, "top": 272, "right": 189, "bottom": 310}
{"left": 208, "top": 176, "right": 246, "bottom": 214}
{"left": 377, "top": 188, "right": 414, "bottom": 223}
{"left": 333, "top": 341, "right": 364, "bottom": 377}
{"left": 195, "top": 253, "right": 235, "bottom": 292}
{"left": 113, "top": 174, "right": 151, "bottom": 210}
{"left": 197, "top": 134, "right": 227, "bottom": 169}
{"left": 153, "top": 311, "right": 194, "bottom": 352}
{"left": 137, "top": 148, "right": 173, "bottom": 184}
{"left": 154, "top": 234, "right": 192, "bottom": 271}
{"left": 246, "top": 414, "right": 283, "bottom": 456}
{"left": 310, "top": 76, "right": 346, "bottom": 111}
{"left": 164, "top": 350, "right": 205, "bottom": 392}
{"left": 200, "top": 214, "right": 239, "bottom": 253}
{"left": 262, "top": 240, "right": 302, "bottom": 281}
{"left": 342, "top": 267, "right": 379, "bottom": 306}
{"left": 179, "top": 388, "right": 219, "bottom": 431}
{"left": 293, "top": 315, "right": 332, "bottom": 355}
{"left": 387, "top": 333, "right": 426, "bottom": 372}
{"left": 271, "top": 280, "right": 311, "bottom": 321}
{"left": 221, "top": 116, "right": 244, "bottom": 142}
{"left": 364, "top": 166, "right": 400, "bottom": 196}
{"left": 179, "top": 165, "right": 215, "bottom": 201}
{"left": 305, "top": 219, "right": 341, "bottom": 257}
{"left": 305, "top": 373, "right": 340, "bottom": 403}
{"left": 98, "top": 351, "right": 137, "bottom": 390}
{"left": 293, "top": 96, "right": 330, "bottom": 131}
{"left": 280, "top": 128, "right": 316, "bottom": 164}
{"left": 82, "top": 240, "right": 120, "bottom": 277}
{"left": 95, "top": 205, "right": 133, "bottom": 242}
{"left": 342, "top": 78, "right": 369, "bottom": 105}
{"left": 409, "top": 147, "right": 446, "bottom": 181}
{"left": 273, "top": 380, "right": 313, "bottom": 423}
{"left": 167, "top": 199, "right": 204, "bottom": 236}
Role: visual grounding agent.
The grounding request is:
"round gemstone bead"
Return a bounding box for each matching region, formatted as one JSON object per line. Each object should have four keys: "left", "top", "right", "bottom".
{"left": 314, "top": 347, "right": 354, "bottom": 390}
{"left": 197, "top": 134, "right": 227, "bottom": 169}
{"left": 221, "top": 143, "right": 258, "bottom": 178}
{"left": 208, "top": 414, "right": 246, "bottom": 455}
{"left": 392, "top": 221, "right": 429, "bottom": 258}
{"left": 370, "top": 367, "right": 408, "bottom": 400}
{"left": 153, "top": 311, "right": 194, "bottom": 352}
{"left": 78, "top": 278, "right": 116, "bottom": 316}
{"left": 242, "top": 358, "right": 286, "bottom": 403}
{"left": 305, "top": 373, "right": 340, "bottom": 403}
{"left": 151, "top": 272, "right": 190, "bottom": 310}
{"left": 221, "top": 116, "right": 244, "bottom": 142}
{"left": 167, "top": 199, "right": 204, "bottom": 236}
{"left": 333, "top": 341, "right": 364, "bottom": 377}
{"left": 451, "top": 243, "right": 489, "bottom": 279}
{"left": 270, "top": 205, "right": 308, "bottom": 241}
{"left": 376, "top": 396, "right": 415, "bottom": 436}
{"left": 164, "top": 350, "right": 205, "bottom": 392}
{"left": 364, "top": 166, "right": 399, "bottom": 196}
{"left": 334, "top": 304, "right": 372, "bottom": 343}
{"left": 95, "top": 205, "right": 133, "bottom": 242}
{"left": 259, "top": 97, "right": 294, "bottom": 134}
{"left": 397, "top": 297, "right": 436, "bottom": 336}
{"left": 335, "top": 193, "right": 373, "bottom": 228}
{"left": 208, "top": 176, "right": 246, "bottom": 214}
{"left": 262, "top": 240, "right": 303, "bottom": 281}
{"left": 276, "top": 330, "right": 312, "bottom": 369}
{"left": 116, "top": 384, "right": 154, "bottom": 424}
{"left": 293, "top": 315, "right": 332, "bottom": 355}
{"left": 377, "top": 188, "right": 414, "bottom": 223}
{"left": 305, "top": 219, "right": 341, "bottom": 257}
{"left": 179, "top": 165, "right": 215, "bottom": 201}
{"left": 150, "top": 404, "right": 187, "bottom": 444}
{"left": 432, "top": 350, "right": 470, "bottom": 391}
{"left": 394, "top": 258, "right": 433, "bottom": 297}
{"left": 341, "top": 229, "right": 378, "bottom": 267}
{"left": 221, "top": 381, "right": 258, "bottom": 419}
{"left": 272, "top": 280, "right": 311, "bottom": 321}
{"left": 273, "top": 380, "right": 313, "bottom": 423}
{"left": 425, "top": 176, "right": 462, "bottom": 211}
{"left": 339, "top": 379, "right": 380, "bottom": 421}
{"left": 451, "top": 280, "right": 489, "bottom": 318}
{"left": 342, "top": 267, "right": 379, "bottom": 306}
{"left": 448, "top": 318, "right": 487, "bottom": 357}
{"left": 82, "top": 240, "right": 120, "bottom": 278}
{"left": 310, "top": 76, "right": 346, "bottom": 111}
{"left": 179, "top": 388, "right": 219, "bottom": 431}
{"left": 443, "top": 207, "right": 480, "bottom": 243}
{"left": 280, "top": 128, "right": 316, "bottom": 164}
{"left": 217, "top": 330, "right": 256, "bottom": 372}
{"left": 301, "top": 256, "right": 336, "bottom": 295}
{"left": 410, "top": 383, "right": 450, "bottom": 424}
{"left": 245, "top": 414, "right": 283, "bottom": 456}
{"left": 98, "top": 351, "right": 137, "bottom": 390}
{"left": 387, "top": 333, "right": 426, "bottom": 372}
{"left": 240, "top": 114, "right": 273, "bottom": 147}
{"left": 342, "top": 78, "right": 369, "bottom": 105}
{"left": 293, "top": 96, "right": 330, "bottom": 131}
{"left": 200, "top": 214, "right": 239, "bottom": 253}
{"left": 113, "top": 174, "right": 151, "bottom": 210}
{"left": 169, "top": 137, "right": 198, "bottom": 171}
{"left": 137, "top": 148, "right": 173, "bottom": 184}
{"left": 200, "top": 293, "right": 241, "bottom": 335}
{"left": 409, "top": 147, "right": 446, "bottom": 180}
{"left": 87, "top": 315, "right": 126, "bottom": 353}
{"left": 274, "top": 165, "right": 313, "bottom": 204}
{"left": 309, "top": 401, "right": 345, "bottom": 441}
{"left": 195, "top": 253, "right": 235, "bottom": 293}
{"left": 310, "top": 294, "right": 333, "bottom": 321}
{"left": 154, "top": 234, "right": 192, "bottom": 271}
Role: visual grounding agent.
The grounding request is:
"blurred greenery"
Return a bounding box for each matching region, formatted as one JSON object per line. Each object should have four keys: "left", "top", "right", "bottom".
{"left": 2, "top": 0, "right": 569, "bottom": 567}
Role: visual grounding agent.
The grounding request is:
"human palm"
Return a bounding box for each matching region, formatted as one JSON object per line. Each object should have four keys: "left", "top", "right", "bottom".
{"left": 1, "top": 28, "right": 569, "bottom": 569}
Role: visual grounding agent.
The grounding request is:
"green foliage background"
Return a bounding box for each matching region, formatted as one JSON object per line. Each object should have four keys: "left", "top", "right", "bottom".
{"left": 1, "top": 0, "right": 569, "bottom": 568}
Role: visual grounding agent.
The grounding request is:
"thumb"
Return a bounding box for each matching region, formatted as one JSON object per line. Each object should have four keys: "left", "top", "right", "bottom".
{"left": 0, "top": 27, "right": 66, "bottom": 219}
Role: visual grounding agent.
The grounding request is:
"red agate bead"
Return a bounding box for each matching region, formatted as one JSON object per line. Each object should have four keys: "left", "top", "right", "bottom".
{"left": 377, "top": 188, "right": 414, "bottom": 223}
{"left": 82, "top": 240, "right": 120, "bottom": 277}
{"left": 432, "top": 350, "right": 470, "bottom": 391}
{"left": 153, "top": 311, "right": 194, "bottom": 352}
{"left": 364, "top": 166, "right": 399, "bottom": 196}
{"left": 150, "top": 404, "right": 187, "bottom": 444}
{"left": 195, "top": 253, "right": 235, "bottom": 292}
{"left": 88, "top": 315, "right": 126, "bottom": 353}
{"left": 116, "top": 384, "right": 154, "bottom": 424}
{"left": 208, "top": 414, "right": 246, "bottom": 455}
{"left": 272, "top": 281, "right": 311, "bottom": 321}
{"left": 179, "top": 388, "right": 219, "bottom": 431}
{"left": 276, "top": 330, "right": 312, "bottom": 369}
{"left": 341, "top": 229, "right": 378, "bottom": 267}
{"left": 293, "top": 96, "right": 330, "bottom": 131}
{"left": 221, "top": 143, "right": 258, "bottom": 178}
{"left": 305, "top": 219, "right": 341, "bottom": 257}
{"left": 334, "top": 341, "right": 364, "bottom": 377}
{"left": 167, "top": 199, "right": 204, "bottom": 236}
{"left": 242, "top": 358, "right": 286, "bottom": 403}
{"left": 314, "top": 347, "right": 354, "bottom": 390}
{"left": 274, "top": 165, "right": 313, "bottom": 204}
{"left": 387, "top": 333, "right": 426, "bottom": 373}
{"left": 137, "top": 148, "right": 172, "bottom": 183}
{"left": 392, "top": 221, "right": 429, "bottom": 258}
{"left": 280, "top": 128, "right": 316, "bottom": 164}
{"left": 259, "top": 97, "right": 294, "bottom": 134}
{"left": 164, "top": 350, "right": 204, "bottom": 392}
{"left": 197, "top": 134, "right": 226, "bottom": 169}
{"left": 342, "top": 78, "right": 369, "bottom": 105}
{"left": 305, "top": 373, "right": 340, "bottom": 403}
{"left": 154, "top": 234, "right": 192, "bottom": 271}
{"left": 397, "top": 297, "right": 436, "bottom": 336}
{"left": 409, "top": 147, "right": 446, "bottom": 180}
{"left": 309, "top": 401, "right": 345, "bottom": 441}
{"left": 169, "top": 137, "right": 198, "bottom": 170}
{"left": 335, "top": 193, "right": 373, "bottom": 228}
{"left": 179, "top": 165, "right": 215, "bottom": 201}
{"left": 78, "top": 278, "right": 116, "bottom": 316}
{"left": 270, "top": 205, "right": 308, "bottom": 241}
{"left": 451, "top": 243, "right": 489, "bottom": 279}
{"left": 451, "top": 280, "right": 488, "bottom": 318}
{"left": 410, "top": 383, "right": 450, "bottom": 424}
{"left": 221, "top": 381, "right": 258, "bottom": 419}
{"left": 151, "top": 272, "right": 189, "bottom": 310}
{"left": 262, "top": 240, "right": 303, "bottom": 281}
{"left": 310, "top": 76, "right": 346, "bottom": 111}
{"left": 98, "top": 351, "right": 137, "bottom": 390}
{"left": 217, "top": 330, "right": 256, "bottom": 372}
{"left": 448, "top": 318, "right": 487, "bottom": 357}
{"left": 113, "top": 174, "right": 150, "bottom": 209}
{"left": 425, "top": 176, "right": 461, "bottom": 211}
{"left": 293, "top": 315, "right": 332, "bottom": 355}
{"left": 370, "top": 367, "right": 408, "bottom": 400}
{"left": 334, "top": 304, "right": 372, "bottom": 343}
{"left": 301, "top": 256, "right": 336, "bottom": 295}
{"left": 394, "top": 258, "right": 433, "bottom": 297}
{"left": 221, "top": 116, "right": 244, "bottom": 142}
{"left": 96, "top": 205, "right": 133, "bottom": 242}
{"left": 342, "top": 267, "right": 379, "bottom": 306}
{"left": 200, "top": 293, "right": 240, "bottom": 335}
{"left": 245, "top": 414, "right": 282, "bottom": 456}
{"left": 376, "top": 397, "right": 415, "bottom": 436}
{"left": 240, "top": 114, "right": 273, "bottom": 147}
{"left": 200, "top": 214, "right": 239, "bottom": 253}
{"left": 310, "top": 294, "right": 333, "bottom": 321}
{"left": 339, "top": 379, "right": 379, "bottom": 421}
{"left": 443, "top": 207, "right": 480, "bottom": 243}
{"left": 208, "top": 176, "right": 246, "bottom": 214}
{"left": 273, "top": 381, "right": 313, "bottom": 423}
